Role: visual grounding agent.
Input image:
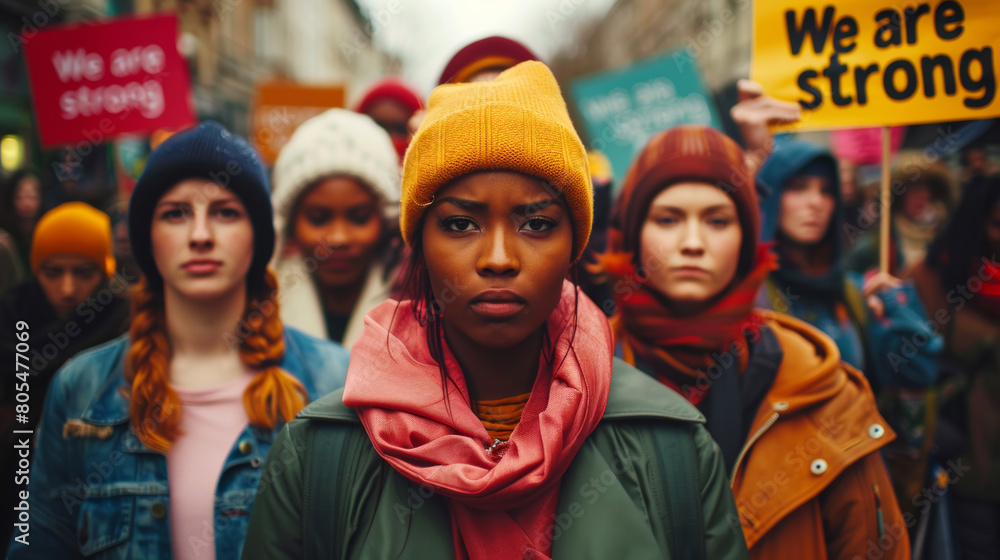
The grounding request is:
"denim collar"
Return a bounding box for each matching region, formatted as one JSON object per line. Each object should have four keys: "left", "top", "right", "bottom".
{"left": 80, "top": 330, "right": 320, "bottom": 429}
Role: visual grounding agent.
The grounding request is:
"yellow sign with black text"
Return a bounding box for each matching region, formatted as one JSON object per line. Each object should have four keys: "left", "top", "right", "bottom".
{"left": 752, "top": 0, "right": 1000, "bottom": 129}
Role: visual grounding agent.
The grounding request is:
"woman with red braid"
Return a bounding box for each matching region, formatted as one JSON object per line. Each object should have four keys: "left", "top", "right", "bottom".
{"left": 7, "top": 121, "right": 348, "bottom": 560}
{"left": 595, "top": 125, "right": 909, "bottom": 559}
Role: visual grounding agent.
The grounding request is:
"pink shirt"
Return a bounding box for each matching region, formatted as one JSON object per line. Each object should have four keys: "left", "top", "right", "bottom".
{"left": 167, "top": 372, "right": 255, "bottom": 560}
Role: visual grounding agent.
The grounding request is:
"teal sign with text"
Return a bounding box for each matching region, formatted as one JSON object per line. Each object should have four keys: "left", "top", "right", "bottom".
{"left": 570, "top": 51, "right": 721, "bottom": 189}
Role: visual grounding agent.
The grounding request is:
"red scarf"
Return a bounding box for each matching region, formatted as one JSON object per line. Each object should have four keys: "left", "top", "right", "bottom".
{"left": 343, "top": 280, "right": 613, "bottom": 559}
{"left": 972, "top": 258, "right": 1000, "bottom": 320}
{"left": 593, "top": 233, "right": 776, "bottom": 405}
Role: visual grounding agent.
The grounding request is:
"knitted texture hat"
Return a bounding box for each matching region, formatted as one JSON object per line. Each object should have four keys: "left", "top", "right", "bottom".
{"left": 611, "top": 125, "right": 759, "bottom": 275}
{"left": 402, "top": 61, "right": 592, "bottom": 262}
{"left": 272, "top": 109, "right": 400, "bottom": 243}
{"left": 438, "top": 36, "right": 539, "bottom": 85}
{"left": 31, "top": 202, "right": 115, "bottom": 278}
{"left": 355, "top": 79, "right": 424, "bottom": 114}
{"left": 128, "top": 120, "right": 274, "bottom": 289}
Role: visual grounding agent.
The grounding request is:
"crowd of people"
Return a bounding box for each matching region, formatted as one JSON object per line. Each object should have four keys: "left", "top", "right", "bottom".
{"left": 2, "top": 35, "right": 998, "bottom": 560}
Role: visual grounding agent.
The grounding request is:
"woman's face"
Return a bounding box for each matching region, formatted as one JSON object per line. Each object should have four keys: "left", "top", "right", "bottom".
{"left": 901, "top": 183, "right": 931, "bottom": 220}
{"left": 37, "top": 255, "right": 103, "bottom": 318}
{"left": 422, "top": 171, "right": 573, "bottom": 350}
{"left": 364, "top": 98, "right": 412, "bottom": 142}
{"left": 13, "top": 176, "right": 41, "bottom": 220}
{"left": 292, "top": 176, "right": 383, "bottom": 290}
{"left": 779, "top": 175, "right": 836, "bottom": 245}
{"left": 640, "top": 182, "right": 742, "bottom": 308}
{"left": 150, "top": 178, "right": 254, "bottom": 301}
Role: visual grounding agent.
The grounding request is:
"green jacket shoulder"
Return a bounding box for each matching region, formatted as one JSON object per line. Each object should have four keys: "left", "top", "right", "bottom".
{"left": 242, "top": 359, "right": 747, "bottom": 560}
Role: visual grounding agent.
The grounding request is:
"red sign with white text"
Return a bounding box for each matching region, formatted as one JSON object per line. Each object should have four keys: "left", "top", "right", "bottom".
{"left": 23, "top": 13, "right": 195, "bottom": 148}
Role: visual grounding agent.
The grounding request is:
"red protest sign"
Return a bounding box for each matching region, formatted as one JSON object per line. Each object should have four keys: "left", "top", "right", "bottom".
{"left": 22, "top": 13, "right": 195, "bottom": 148}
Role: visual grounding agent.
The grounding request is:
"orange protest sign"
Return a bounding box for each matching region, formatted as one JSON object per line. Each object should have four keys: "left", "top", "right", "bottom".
{"left": 252, "top": 82, "right": 345, "bottom": 164}
{"left": 752, "top": 0, "right": 1000, "bottom": 129}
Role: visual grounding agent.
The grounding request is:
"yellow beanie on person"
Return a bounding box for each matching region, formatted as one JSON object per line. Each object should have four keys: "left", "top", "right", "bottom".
{"left": 401, "top": 60, "right": 593, "bottom": 262}
{"left": 31, "top": 202, "right": 116, "bottom": 278}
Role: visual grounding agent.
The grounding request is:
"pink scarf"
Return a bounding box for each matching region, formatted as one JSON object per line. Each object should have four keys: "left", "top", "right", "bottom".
{"left": 343, "top": 280, "right": 613, "bottom": 559}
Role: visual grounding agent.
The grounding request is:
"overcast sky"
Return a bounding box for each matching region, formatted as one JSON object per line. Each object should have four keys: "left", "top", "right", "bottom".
{"left": 354, "top": 0, "right": 617, "bottom": 95}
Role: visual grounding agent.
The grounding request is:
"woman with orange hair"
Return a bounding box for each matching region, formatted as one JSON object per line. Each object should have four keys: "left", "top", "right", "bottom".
{"left": 7, "top": 121, "right": 348, "bottom": 559}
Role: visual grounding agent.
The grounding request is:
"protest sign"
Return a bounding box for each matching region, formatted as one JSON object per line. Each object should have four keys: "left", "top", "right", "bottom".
{"left": 22, "top": 14, "right": 195, "bottom": 148}
{"left": 570, "top": 51, "right": 722, "bottom": 186}
{"left": 252, "top": 82, "right": 345, "bottom": 165}
{"left": 753, "top": 0, "right": 1000, "bottom": 129}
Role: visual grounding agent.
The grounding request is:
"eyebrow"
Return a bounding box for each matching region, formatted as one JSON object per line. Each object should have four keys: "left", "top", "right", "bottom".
{"left": 154, "top": 196, "right": 241, "bottom": 209}
{"left": 649, "top": 203, "right": 735, "bottom": 214}
{"left": 438, "top": 197, "right": 487, "bottom": 211}
{"left": 513, "top": 199, "right": 559, "bottom": 215}
{"left": 438, "top": 197, "right": 560, "bottom": 214}
{"left": 40, "top": 264, "right": 98, "bottom": 272}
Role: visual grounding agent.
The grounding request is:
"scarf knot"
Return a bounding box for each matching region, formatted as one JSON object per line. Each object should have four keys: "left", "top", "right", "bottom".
{"left": 344, "top": 280, "right": 613, "bottom": 560}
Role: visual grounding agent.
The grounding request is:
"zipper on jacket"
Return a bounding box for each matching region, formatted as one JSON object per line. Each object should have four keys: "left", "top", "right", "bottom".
{"left": 730, "top": 412, "right": 779, "bottom": 488}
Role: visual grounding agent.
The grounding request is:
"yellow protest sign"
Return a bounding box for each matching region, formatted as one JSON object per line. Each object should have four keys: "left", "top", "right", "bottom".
{"left": 752, "top": 0, "right": 1000, "bottom": 129}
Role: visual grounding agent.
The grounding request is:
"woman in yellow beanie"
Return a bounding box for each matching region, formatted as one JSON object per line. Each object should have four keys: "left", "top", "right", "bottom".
{"left": 245, "top": 61, "right": 749, "bottom": 560}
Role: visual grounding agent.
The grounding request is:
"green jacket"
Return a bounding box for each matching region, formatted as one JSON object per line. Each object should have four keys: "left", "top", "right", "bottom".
{"left": 243, "top": 359, "right": 749, "bottom": 559}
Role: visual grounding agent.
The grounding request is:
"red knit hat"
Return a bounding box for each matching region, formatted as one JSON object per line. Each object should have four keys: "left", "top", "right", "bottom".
{"left": 354, "top": 79, "right": 424, "bottom": 115}
{"left": 437, "top": 36, "right": 539, "bottom": 85}
{"left": 610, "top": 125, "right": 760, "bottom": 275}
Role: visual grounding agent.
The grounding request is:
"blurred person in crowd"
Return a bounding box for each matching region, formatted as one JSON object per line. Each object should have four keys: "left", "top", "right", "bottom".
{"left": 845, "top": 153, "right": 952, "bottom": 274}
{"left": 0, "top": 228, "right": 24, "bottom": 297}
{"left": 889, "top": 154, "right": 952, "bottom": 267}
{"left": 271, "top": 109, "right": 403, "bottom": 349}
{"left": 960, "top": 144, "right": 991, "bottom": 184}
{"left": 355, "top": 78, "right": 424, "bottom": 163}
{"left": 757, "top": 139, "right": 948, "bottom": 551}
{"left": 407, "top": 35, "right": 540, "bottom": 134}
{"left": 7, "top": 121, "right": 348, "bottom": 559}
{"left": 906, "top": 174, "right": 1000, "bottom": 560}
{"left": 576, "top": 150, "right": 615, "bottom": 314}
{"left": 756, "top": 138, "right": 940, "bottom": 389}
{"left": 438, "top": 35, "right": 540, "bottom": 85}
{"left": 245, "top": 62, "right": 749, "bottom": 560}
{"left": 0, "top": 202, "right": 128, "bottom": 411}
{"left": 595, "top": 125, "right": 909, "bottom": 560}
{"left": 0, "top": 202, "right": 129, "bottom": 548}
{"left": 0, "top": 168, "right": 45, "bottom": 273}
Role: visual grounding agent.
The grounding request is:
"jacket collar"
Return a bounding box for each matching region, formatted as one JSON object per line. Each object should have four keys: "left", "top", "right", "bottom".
{"left": 298, "top": 357, "right": 705, "bottom": 424}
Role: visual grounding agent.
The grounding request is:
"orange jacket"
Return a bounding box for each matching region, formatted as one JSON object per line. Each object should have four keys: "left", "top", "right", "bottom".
{"left": 732, "top": 311, "right": 910, "bottom": 560}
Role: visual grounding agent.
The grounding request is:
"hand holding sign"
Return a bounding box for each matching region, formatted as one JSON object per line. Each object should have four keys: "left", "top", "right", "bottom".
{"left": 730, "top": 79, "right": 802, "bottom": 177}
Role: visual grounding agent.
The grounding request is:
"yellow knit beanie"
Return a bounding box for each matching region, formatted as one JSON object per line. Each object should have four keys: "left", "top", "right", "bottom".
{"left": 31, "top": 202, "right": 116, "bottom": 278}
{"left": 401, "top": 60, "right": 592, "bottom": 262}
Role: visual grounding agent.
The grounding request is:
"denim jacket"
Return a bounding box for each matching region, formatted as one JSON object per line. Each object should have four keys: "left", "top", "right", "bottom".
{"left": 7, "top": 327, "right": 348, "bottom": 560}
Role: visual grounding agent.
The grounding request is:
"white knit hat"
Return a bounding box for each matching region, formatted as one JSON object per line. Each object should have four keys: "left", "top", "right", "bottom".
{"left": 271, "top": 108, "right": 401, "bottom": 244}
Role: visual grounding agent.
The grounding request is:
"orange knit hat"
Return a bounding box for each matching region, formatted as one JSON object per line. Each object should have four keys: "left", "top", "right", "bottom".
{"left": 31, "top": 202, "right": 116, "bottom": 278}
{"left": 401, "top": 60, "right": 592, "bottom": 262}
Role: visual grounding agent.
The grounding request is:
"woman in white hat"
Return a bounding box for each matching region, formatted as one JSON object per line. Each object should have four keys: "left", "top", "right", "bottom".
{"left": 271, "top": 109, "right": 402, "bottom": 348}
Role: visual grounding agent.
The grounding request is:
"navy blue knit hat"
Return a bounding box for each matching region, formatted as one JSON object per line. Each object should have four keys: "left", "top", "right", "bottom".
{"left": 128, "top": 121, "right": 274, "bottom": 290}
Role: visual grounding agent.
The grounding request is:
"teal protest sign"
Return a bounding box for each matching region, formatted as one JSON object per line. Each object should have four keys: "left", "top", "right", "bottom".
{"left": 570, "top": 51, "right": 722, "bottom": 188}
